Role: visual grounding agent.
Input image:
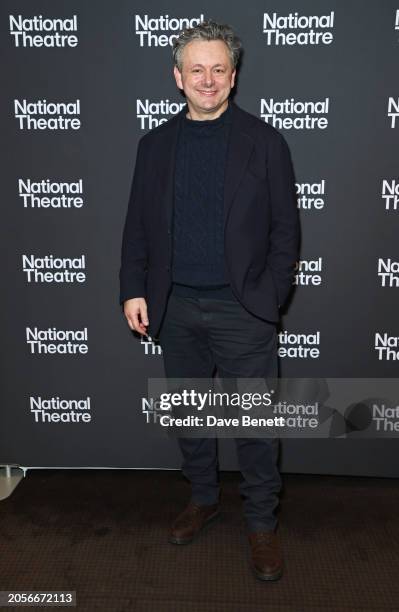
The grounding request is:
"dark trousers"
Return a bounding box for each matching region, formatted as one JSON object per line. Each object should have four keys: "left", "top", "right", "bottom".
{"left": 157, "top": 284, "right": 281, "bottom": 532}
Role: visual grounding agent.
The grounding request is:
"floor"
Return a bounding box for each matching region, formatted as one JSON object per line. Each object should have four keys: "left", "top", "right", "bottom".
{"left": 0, "top": 470, "right": 398, "bottom": 611}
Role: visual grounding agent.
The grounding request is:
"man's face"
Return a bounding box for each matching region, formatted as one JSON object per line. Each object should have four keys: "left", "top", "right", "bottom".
{"left": 173, "top": 39, "right": 236, "bottom": 117}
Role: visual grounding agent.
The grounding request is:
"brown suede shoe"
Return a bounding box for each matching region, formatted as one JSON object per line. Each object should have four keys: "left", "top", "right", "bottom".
{"left": 248, "top": 530, "right": 283, "bottom": 581}
{"left": 168, "top": 501, "right": 220, "bottom": 545}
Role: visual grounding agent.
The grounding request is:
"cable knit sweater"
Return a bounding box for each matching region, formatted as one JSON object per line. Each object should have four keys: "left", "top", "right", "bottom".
{"left": 171, "top": 100, "right": 234, "bottom": 297}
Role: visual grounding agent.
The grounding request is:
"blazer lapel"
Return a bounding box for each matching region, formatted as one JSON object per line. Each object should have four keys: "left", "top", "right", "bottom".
{"left": 161, "top": 110, "right": 184, "bottom": 233}
{"left": 223, "top": 102, "right": 254, "bottom": 226}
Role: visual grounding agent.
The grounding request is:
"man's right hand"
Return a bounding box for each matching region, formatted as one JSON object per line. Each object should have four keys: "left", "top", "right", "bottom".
{"left": 123, "top": 297, "right": 149, "bottom": 336}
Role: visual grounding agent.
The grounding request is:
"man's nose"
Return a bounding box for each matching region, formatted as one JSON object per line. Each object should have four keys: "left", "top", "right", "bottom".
{"left": 202, "top": 71, "right": 215, "bottom": 86}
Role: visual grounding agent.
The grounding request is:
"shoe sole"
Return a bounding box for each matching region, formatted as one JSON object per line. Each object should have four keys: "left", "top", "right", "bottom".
{"left": 168, "top": 510, "right": 220, "bottom": 545}
{"left": 252, "top": 564, "right": 283, "bottom": 581}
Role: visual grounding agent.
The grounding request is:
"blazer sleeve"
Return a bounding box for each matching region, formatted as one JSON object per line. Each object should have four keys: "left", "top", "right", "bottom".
{"left": 266, "top": 132, "right": 300, "bottom": 308}
{"left": 119, "top": 137, "right": 148, "bottom": 305}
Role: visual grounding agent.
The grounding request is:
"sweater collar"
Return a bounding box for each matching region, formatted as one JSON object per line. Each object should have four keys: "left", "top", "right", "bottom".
{"left": 182, "top": 99, "right": 233, "bottom": 128}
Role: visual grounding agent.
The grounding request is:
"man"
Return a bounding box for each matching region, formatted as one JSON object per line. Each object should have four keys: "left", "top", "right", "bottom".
{"left": 119, "top": 20, "right": 300, "bottom": 581}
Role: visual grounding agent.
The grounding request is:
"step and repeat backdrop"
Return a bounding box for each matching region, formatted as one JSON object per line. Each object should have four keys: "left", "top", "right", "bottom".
{"left": 1, "top": 1, "right": 398, "bottom": 475}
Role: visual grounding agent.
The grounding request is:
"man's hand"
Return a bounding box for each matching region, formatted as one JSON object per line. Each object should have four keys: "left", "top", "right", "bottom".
{"left": 123, "top": 297, "right": 149, "bottom": 336}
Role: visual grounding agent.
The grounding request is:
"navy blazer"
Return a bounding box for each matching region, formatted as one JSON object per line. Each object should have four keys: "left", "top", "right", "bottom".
{"left": 119, "top": 100, "right": 300, "bottom": 339}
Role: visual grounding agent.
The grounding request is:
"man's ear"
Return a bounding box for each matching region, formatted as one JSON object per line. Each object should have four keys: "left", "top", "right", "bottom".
{"left": 174, "top": 65, "right": 183, "bottom": 90}
{"left": 230, "top": 69, "right": 236, "bottom": 88}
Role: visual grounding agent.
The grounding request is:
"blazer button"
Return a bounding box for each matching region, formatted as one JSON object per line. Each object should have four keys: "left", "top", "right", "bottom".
{"left": 166, "top": 266, "right": 170, "bottom": 271}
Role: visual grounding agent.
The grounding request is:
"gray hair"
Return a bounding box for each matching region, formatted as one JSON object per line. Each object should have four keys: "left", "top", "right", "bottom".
{"left": 172, "top": 19, "right": 242, "bottom": 72}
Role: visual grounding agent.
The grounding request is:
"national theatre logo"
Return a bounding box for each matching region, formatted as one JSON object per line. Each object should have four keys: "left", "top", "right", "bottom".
{"left": 140, "top": 335, "right": 162, "bottom": 356}
{"left": 294, "top": 259, "right": 323, "bottom": 286}
{"left": 136, "top": 99, "right": 185, "bottom": 129}
{"left": 134, "top": 14, "right": 205, "bottom": 47}
{"left": 262, "top": 11, "right": 335, "bottom": 46}
{"left": 374, "top": 333, "right": 399, "bottom": 361}
{"left": 378, "top": 258, "right": 399, "bottom": 287}
{"left": 296, "top": 180, "right": 326, "bottom": 211}
{"left": 18, "top": 178, "right": 84, "bottom": 209}
{"left": 381, "top": 179, "right": 399, "bottom": 211}
{"left": 26, "top": 327, "right": 88, "bottom": 355}
{"left": 260, "top": 98, "right": 329, "bottom": 130}
{"left": 14, "top": 99, "right": 81, "bottom": 130}
{"left": 387, "top": 97, "right": 399, "bottom": 128}
{"left": 29, "top": 395, "right": 92, "bottom": 423}
{"left": 278, "top": 331, "right": 321, "bottom": 359}
{"left": 22, "top": 255, "right": 86, "bottom": 283}
{"left": 9, "top": 14, "right": 78, "bottom": 47}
